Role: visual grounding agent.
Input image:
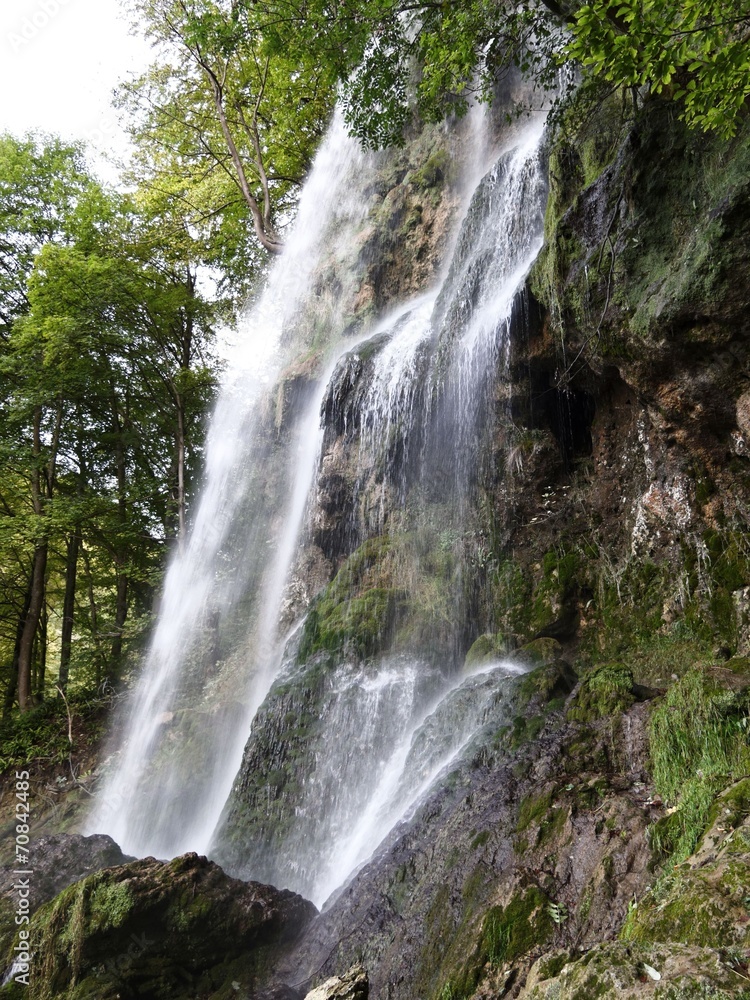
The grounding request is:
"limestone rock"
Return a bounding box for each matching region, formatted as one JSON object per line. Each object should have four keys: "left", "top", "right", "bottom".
{"left": 519, "top": 942, "right": 744, "bottom": 998}
{"left": 0, "top": 833, "right": 133, "bottom": 960}
{"left": 304, "top": 966, "right": 368, "bottom": 1000}
{"left": 15, "top": 852, "right": 316, "bottom": 999}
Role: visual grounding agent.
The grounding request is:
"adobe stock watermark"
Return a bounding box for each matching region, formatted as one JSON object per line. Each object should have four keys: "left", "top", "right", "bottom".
{"left": 11, "top": 771, "right": 33, "bottom": 986}
{"left": 7, "top": 0, "right": 75, "bottom": 54}
{"left": 95, "top": 931, "right": 154, "bottom": 987}
{"left": 85, "top": 112, "right": 119, "bottom": 149}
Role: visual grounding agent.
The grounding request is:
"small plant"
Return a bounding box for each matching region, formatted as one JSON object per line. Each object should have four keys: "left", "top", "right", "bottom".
{"left": 547, "top": 901, "right": 569, "bottom": 925}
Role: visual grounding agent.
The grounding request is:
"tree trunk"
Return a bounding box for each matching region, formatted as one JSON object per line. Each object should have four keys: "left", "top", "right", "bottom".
{"left": 18, "top": 405, "right": 50, "bottom": 713}
{"left": 35, "top": 604, "right": 48, "bottom": 701}
{"left": 17, "top": 542, "right": 47, "bottom": 712}
{"left": 176, "top": 399, "right": 186, "bottom": 544}
{"left": 109, "top": 572, "right": 129, "bottom": 677}
{"left": 81, "top": 542, "right": 104, "bottom": 687}
{"left": 4, "top": 578, "right": 32, "bottom": 717}
{"left": 109, "top": 392, "right": 130, "bottom": 678}
{"left": 58, "top": 531, "right": 80, "bottom": 691}
{"left": 198, "top": 55, "right": 282, "bottom": 254}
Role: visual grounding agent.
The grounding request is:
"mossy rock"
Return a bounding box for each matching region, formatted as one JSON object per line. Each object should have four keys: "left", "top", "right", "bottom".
{"left": 647, "top": 667, "right": 750, "bottom": 861}
{"left": 510, "top": 638, "right": 564, "bottom": 669}
{"left": 411, "top": 149, "right": 451, "bottom": 189}
{"left": 464, "top": 632, "right": 511, "bottom": 667}
{"left": 519, "top": 941, "right": 746, "bottom": 999}
{"left": 22, "top": 853, "right": 315, "bottom": 1000}
{"left": 299, "top": 586, "right": 405, "bottom": 661}
{"left": 517, "top": 660, "right": 578, "bottom": 708}
{"left": 702, "top": 777, "right": 750, "bottom": 836}
{"left": 481, "top": 887, "right": 555, "bottom": 966}
{"left": 515, "top": 789, "right": 569, "bottom": 850}
{"left": 624, "top": 800, "right": 750, "bottom": 952}
{"left": 725, "top": 656, "right": 750, "bottom": 677}
{"left": 566, "top": 663, "right": 635, "bottom": 722}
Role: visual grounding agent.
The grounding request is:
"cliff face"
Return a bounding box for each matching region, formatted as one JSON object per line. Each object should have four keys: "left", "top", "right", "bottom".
{"left": 5, "top": 89, "right": 750, "bottom": 1000}
{"left": 206, "top": 91, "right": 750, "bottom": 998}
{"left": 258, "top": 94, "right": 750, "bottom": 998}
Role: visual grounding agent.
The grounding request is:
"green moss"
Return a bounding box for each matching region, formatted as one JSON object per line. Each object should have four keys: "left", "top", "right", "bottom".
{"left": 517, "top": 661, "right": 576, "bottom": 707}
{"left": 508, "top": 714, "right": 546, "bottom": 748}
{"left": 703, "top": 776, "right": 750, "bottom": 832}
{"left": 488, "top": 558, "right": 533, "bottom": 638}
{"left": 578, "top": 883, "right": 594, "bottom": 924}
{"left": 88, "top": 880, "right": 134, "bottom": 934}
{"left": 516, "top": 789, "right": 568, "bottom": 849}
{"left": 622, "top": 862, "right": 748, "bottom": 950}
{"left": 299, "top": 585, "right": 403, "bottom": 660}
{"left": 536, "top": 950, "right": 571, "bottom": 981}
{"left": 517, "top": 790, "right": 555, "bottom": 833}
{"left": 649, "top": 667, "right": 750, "bottom": 861}
{"left": 470, "top": 830, "right": 490, "bottom": 850}
{"left": 512, "top": 638, "right": 563, "bottom": 668}
{"left": 412, "top": 149, "right": 450, "bottom": 189}
{"left": 464, "top": 632, "right": 508, "bottom": 667}
{"left": 482, "top": 888, "right": 554, "bottom": 965}
{"left": 567, "top": 662, "right": 635, "bottom": 722}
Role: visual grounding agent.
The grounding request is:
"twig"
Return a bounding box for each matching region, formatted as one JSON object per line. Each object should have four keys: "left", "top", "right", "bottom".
{"left": 56, "top": 685, "right": 73, "bottom": 746}
{"left": 55, "top": 686, "right": 94, "bottom": 796}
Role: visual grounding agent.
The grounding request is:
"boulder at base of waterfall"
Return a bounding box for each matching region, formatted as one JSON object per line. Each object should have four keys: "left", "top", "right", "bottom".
{"left": 14, "top": 852, "right": 316, "bottom": 1000}
{"left": 304, "top": 966, "right": 369, "bottom": 1000}
{"left": 0, "top": 833, "right": 133, "bottom": 962}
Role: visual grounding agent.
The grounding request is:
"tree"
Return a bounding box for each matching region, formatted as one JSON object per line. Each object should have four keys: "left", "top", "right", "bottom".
{"left": 567, "top": 0, "right": 750, "bottom": 138}
{"left": 210, "top": 0, "right": 748, "bottom": 150}
{"left": 120, "top": 0, "right": 336, "bottom": 280}
{"left": 0, "top": 136, "right": 218, "bottom": 710}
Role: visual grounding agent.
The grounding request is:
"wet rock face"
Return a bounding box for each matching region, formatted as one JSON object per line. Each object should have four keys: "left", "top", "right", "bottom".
{"left": 304, "top": 966, "right": 368, "bottom": 1000}
{"left": 277, "top": 688, "right": 657, "bottom": 1000}
{"left": 18, "top": 852, "right": 316, "bottom": 1000}
{"left": 0, "top": 833, "right": 133, "bottom": 963}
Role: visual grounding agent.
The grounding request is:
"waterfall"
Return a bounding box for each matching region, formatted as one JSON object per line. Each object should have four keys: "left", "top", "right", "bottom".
{"left": 212, "top": 113, "right": 549, "bottom": 905}
{"left": 87, "top": 102, "right": 549, "bottom": 905}
{"left": 86, "top": 114, "right": 370, "bottom": 857}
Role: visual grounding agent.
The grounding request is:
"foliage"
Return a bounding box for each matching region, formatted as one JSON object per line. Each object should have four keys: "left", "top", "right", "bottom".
{"left": 0, "top": 134, "right": 219, "bottom": 710}
{"left": 567, "top": 662, "right": 635, "bottom": 721}
{"left": 567, "top": 0, "right": 750, "bottom": 138}
{"left": 119, "top": 0, "right": 337, "bottom": 295}
{"left": 649, "top": 668, "right": 750, "bottom": 860}
{"left": 0, "top": 687, "right": 110, "bottom": 772}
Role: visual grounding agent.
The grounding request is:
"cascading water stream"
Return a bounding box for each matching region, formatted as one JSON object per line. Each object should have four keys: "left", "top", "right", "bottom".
{"left": 88, "top": 97, "right": 548, "bottom": 913}
{"left": 212, "top": 113, "right": 549, "bottom": 906}
{"left": 86, "top": 113, "right": 371, "bottom": 858}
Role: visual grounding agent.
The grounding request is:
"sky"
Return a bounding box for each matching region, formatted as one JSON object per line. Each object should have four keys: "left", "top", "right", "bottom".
{"left": 0, "top": 0, "right": 153, "bottom": 181}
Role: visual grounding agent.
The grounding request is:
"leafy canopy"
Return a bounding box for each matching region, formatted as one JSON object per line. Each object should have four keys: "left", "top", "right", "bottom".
{"left": 568, "top": 0, "right": 750, "bottom": 138}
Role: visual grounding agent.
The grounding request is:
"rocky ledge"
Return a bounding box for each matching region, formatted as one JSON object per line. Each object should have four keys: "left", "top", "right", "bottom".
{"left": 0, "top": 851, "right": 316, "bottom": 1000}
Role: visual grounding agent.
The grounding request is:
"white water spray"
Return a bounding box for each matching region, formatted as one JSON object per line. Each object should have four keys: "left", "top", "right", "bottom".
{"left": 86, "top": 114, "right": 369, "bottom": 858}
{"left": 89, "top": 102, "right": 549, "bottom": 913}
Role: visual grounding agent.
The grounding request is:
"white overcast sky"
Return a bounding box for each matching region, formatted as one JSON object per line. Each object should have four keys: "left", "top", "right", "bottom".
{"left": 0, "top": 0, "right": 153, "bottom": 181}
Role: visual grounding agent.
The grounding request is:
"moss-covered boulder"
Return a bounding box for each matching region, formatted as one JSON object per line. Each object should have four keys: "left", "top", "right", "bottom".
{"left": 9, "top": 852, "right": 315, "bottom": 1000}
{"left": 464, "top": 632, "right": 512, "bottom": 667}
{"left": 516, "top": 659, "right": 577, "bottom": 710}
{"left": 519, "top": 942, "right": 746, "bottom": 998}
{"left": 623, "top": 784, "right": 750, "bottom": 952}
{"left": 566, "top": 662, "right": 636, "bottom": 722}
{"left": 510, "top": 638, "right": 564, "bottom": 668}
{"left": 0, "top": 834, "right": 132, "bottom": 968}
